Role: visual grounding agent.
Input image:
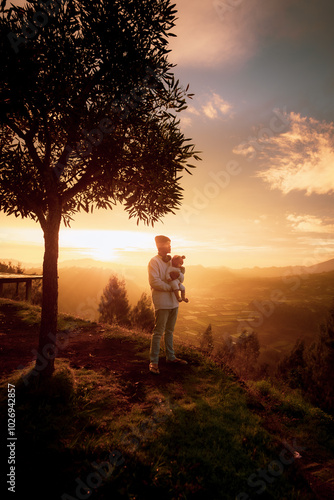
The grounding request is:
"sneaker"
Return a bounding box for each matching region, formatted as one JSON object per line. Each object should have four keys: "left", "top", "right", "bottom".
{"left": 166, "top": 358, "right": 188, "bottom": 365}
{"left": 149, "top": 363, "right": 160, "bottom": 374}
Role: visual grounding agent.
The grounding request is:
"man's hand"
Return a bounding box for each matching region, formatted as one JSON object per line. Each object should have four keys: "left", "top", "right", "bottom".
{"left": 169, "top": 271, "right": 180, "bottom": 280}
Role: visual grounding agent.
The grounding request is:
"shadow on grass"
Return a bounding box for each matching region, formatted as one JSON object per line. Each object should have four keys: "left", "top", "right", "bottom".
{"left": 0, "top": 356, "right": 316, "bottom": 500}
{"left": 94, "top": 365, "right": 314, "bottom": 500}
{"left": 0, "top": 362, "right": 98, "bottom": 500}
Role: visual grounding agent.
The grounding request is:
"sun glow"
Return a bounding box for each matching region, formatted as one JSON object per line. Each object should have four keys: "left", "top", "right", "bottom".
{"left": 83, "top": 246, "right": 118, "bottom": 262}
{"left": 59, "top": 229, "right": 154, "bottom": 262}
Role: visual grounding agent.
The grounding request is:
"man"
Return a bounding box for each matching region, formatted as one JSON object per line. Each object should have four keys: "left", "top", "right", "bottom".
{"left": 148, "top": 235, "right": 188, "bottom": 374}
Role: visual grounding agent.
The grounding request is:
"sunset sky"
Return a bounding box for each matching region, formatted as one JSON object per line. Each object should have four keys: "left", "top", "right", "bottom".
{"left": 1, "top": 0, "right": 334, "bottom": 269}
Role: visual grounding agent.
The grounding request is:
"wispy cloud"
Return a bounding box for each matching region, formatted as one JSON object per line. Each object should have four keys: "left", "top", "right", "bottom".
{"left": 168, "top": 0, "right": 259, "bottom": 68}
{"left": 179, "top": 105, "right": 201, "bottom": 128}
{"left": 255, "top": 113, "right": 334, "bottom": 195}
{"left": 287, "top": 214, "right": 334, "bottom": 234}
{"left": 202, "top": 93, "right": 233, "bottom": 119}
{"left": 181, "top": 92, "right": 233, "bottom": 127}
{"left": 180, "top": 92, "right": 233, "bottom": 127}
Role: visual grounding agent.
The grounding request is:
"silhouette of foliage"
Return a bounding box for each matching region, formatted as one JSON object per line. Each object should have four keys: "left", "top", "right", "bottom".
{"left": 0, "top": 260, "right": 27, "bottom": 301}
{"left": 277, "top": 306, "right": 334, "bottom": 413}
{"left": 98, "top": 274, "right": 131, "bottom": 326}
{"left": 215, "top": 330, "right": 260, "bottom": 379}
{"left": 131, "top": 292, "right": 155, "bottom": 332}
{"left": 277, "top": 339, "right": 306, "bottom": 389}
{"left": 199, "top": 323, "right": 214, "bottom": 353}
{"left": 0, "top": 261, "right": 23, "bottom": 274}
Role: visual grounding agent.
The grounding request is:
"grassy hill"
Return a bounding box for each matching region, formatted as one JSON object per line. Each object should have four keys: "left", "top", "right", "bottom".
{"left": 0, "top": 299, "right": 333, "bottom": 499}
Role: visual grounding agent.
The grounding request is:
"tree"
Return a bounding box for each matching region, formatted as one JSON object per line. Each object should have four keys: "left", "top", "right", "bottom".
{"left": 0, "top": 260, "right": 25, "bottom": 300}
{"left": 0, "top": 0, "right": 200, "bottom": 378}
{"left": 276, "top": 339, "right": 305, "bottom": 389}
{"left": 199, "top": 323, "right": 214, "bottom": 353}
{"left": 0, "top": 261, "right": 23, "bottom": 274}
{"left": 277, "top": 307, "right": 334, "bottom": 413}
{"left": 304, "top": 309, "right": 334, "bottom": 413}
{"left": 215, "top": 336, "right": 235, "bottom": 365}
{"left": 131, "top": 292, "right": 155, "bottom": 332}
{"left": 215, "top": 331, "right": 260, "bottom": 379}
{"left": 234, "top": 330, "right": 260, "bottom": 379}
{"left": 98, "top": 274, "right": 130, "bottom": 326}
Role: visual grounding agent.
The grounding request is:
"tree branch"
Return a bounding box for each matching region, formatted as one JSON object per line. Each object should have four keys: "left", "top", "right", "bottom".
{"left": 61, "top": 168, "right": 102, "bottom": 205}
{"left": 43, "top": 116, "right": 52, "bottom": 169}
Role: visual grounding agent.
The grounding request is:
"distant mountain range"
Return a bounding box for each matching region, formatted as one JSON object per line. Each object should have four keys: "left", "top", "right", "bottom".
{"left": 230, "top": 258, "right": 334, "bottom": 278}
{"left": 2, "top": 256, "right": 334, "bottom": 278}
{"left": 1, "top": 256, "right": 333, "bottom": 323}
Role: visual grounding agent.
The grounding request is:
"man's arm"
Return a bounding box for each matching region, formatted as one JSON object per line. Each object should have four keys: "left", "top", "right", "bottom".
{"left": 168, "top": 270, "right": 180, "bottom": 281}
{"left": 148, "top": 259, "right": 172, "bottom": 292}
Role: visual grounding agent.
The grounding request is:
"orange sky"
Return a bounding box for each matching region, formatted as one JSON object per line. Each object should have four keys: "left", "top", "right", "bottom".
{"left": 1, "top": 0, "right": 334, "bottom": 269}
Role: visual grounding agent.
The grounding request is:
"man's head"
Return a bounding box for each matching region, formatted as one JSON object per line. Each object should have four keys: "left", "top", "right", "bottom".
{"left": 155, "top": 235, "right": 171, "bottom": 255}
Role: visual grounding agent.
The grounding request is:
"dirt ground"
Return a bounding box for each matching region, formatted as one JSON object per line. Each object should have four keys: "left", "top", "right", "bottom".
{"left": 0, "top": 302, "right": 189, "bottom": 388}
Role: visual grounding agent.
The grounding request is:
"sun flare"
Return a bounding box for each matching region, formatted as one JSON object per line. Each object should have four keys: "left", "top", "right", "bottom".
{"left": 59, "top": 229, "right": 155, "bottom": 263}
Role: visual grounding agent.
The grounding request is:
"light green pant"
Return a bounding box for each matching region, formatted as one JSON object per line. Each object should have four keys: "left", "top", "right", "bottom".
{"left": 150, "top": 308, "right": 178, "bottom": 364}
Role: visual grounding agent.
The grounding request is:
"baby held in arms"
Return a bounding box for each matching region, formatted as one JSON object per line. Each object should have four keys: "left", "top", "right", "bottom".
{"left": 166, "top": 255, "right": 189, "bottom": 303}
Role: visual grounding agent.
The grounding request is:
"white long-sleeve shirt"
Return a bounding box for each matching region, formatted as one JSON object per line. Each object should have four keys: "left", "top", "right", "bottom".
{"left": 148, "top": 255, "right": 183, "bottom": 310}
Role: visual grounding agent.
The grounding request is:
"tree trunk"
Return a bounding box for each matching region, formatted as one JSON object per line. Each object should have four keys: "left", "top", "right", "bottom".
{"left": 36, "top": 211, "right": 61, "bottom": 379}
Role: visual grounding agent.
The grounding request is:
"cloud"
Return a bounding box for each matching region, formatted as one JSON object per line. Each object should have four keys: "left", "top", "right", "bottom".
{"left": 287, "top": 214, "right": 334, "bottom": 234}
{"left": 180, "top": 116, "right": 193, "bottom": 128}
{"left": 180, "top": 92, "right": 233, "bottom": 127}
{"left": 168, "top": 0, "right": 334, "bottom": 69}
{"left": 179, "top": 105, "right": 201, "bottom": 128}
{"left": 168, "top": 0, "right": 260, "bottom": 68}
{"left": 186, "top": 106, "right": 201, "bottom": 116}
{"left": 1, "top": 227, "right": 43, "bottom": 245}
{"left": 255, "top": 113, "right": 334, "bottom": 195}
{"left": 253, "top": 215, "right": 268, "bottom": 225}
{"left": 202, "top": 93, "right": 233, "bottom": 119}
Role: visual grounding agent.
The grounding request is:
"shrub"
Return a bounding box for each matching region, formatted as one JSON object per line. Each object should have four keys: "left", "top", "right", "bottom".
{"left": 131, "top": 292, "right": 155, "bottom": 332}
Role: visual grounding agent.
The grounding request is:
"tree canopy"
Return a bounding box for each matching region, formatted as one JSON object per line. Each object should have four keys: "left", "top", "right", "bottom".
{"left": 0, "top": 0, "right": 200, "bottom": 228}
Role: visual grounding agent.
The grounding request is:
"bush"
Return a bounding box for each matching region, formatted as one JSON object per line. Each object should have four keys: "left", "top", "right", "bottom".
{"left": 199, "top": 324, "right": 214, "bottom": 353}
{"left": 131, "top": 292, "right": 155, "bottom": 332}
{"left": 276, "top": 306, "right": 334, "bottom": 414}
{"left": 215, "top": 330, "right": 260, "bottom": 379}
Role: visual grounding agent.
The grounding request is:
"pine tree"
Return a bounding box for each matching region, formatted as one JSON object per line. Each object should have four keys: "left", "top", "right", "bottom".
{"left": 215, "top": 336, "right": 235, "bottom": 365}
{"left": 277, "top": 339, "right": 305, "bottom": 389}
{"left": 303, "top": 308, "right": 334, "bottom": 413}
{"left": 276, "top": 307, "right": 334, "bottom": 413}
{"left": 131, "top": 292, "right": 155, "bottom": 332}
{"left": 199, "top": 324, "right": 214, "bottom": 353}
{"left": 98, "top": 275, "right": 130, "bottom": 326}
{"left": 234, "top": 330, "right": 260, "bottom": 379}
